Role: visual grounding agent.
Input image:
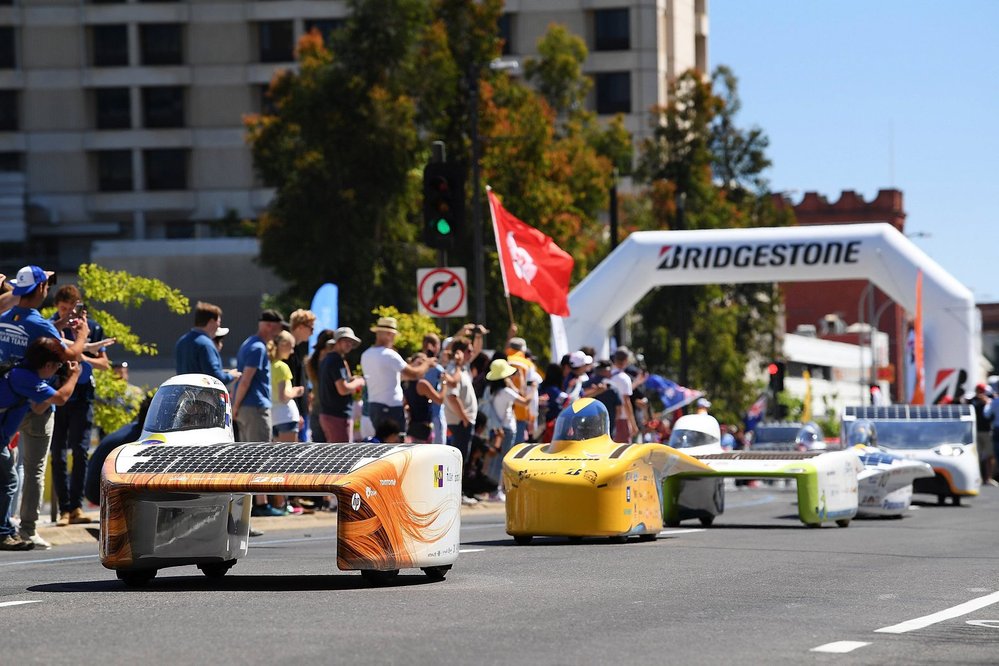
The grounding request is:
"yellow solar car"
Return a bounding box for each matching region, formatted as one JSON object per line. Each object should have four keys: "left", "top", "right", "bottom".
{"left": 503, "top": 398, "right": 711, "bottom": 544}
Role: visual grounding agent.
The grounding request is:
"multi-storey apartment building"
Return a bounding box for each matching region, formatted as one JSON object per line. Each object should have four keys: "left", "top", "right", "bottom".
{"left": 0, "top": 0, "right": 707, "bottom": 267}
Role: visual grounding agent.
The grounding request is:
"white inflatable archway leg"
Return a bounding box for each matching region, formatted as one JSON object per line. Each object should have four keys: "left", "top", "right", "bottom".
{"left": 564, "top": 223, "right": 979, "bottom": 402}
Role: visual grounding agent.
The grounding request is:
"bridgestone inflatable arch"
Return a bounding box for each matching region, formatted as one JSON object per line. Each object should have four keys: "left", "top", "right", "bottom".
{"left": 565, "top": 223, "right": 979, "bottom": 403}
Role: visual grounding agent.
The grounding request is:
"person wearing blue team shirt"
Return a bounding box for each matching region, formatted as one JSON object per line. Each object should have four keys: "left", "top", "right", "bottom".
{"left": 175, "top": 301, "right": 241, "bottom": 386}
{"left": 0, "top": 338, "right": 83, "bottom": 550}
{"left": 0, "top": 266, "right": 88, "bottom": 550}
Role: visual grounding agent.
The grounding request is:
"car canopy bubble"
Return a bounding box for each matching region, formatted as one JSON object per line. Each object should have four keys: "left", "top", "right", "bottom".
{"left": 144, "top": 384, "right": 227, "bottom": 433}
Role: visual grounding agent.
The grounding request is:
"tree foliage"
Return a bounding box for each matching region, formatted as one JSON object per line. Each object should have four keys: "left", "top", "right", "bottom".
{"left": 246, "top": 2, "right": 631, "bottom": 358}
{"left": 627, "top": 68, "right": 794, "bottom": 426}
{"left": 75, "top": 264, "right": 188, "bottom": 432}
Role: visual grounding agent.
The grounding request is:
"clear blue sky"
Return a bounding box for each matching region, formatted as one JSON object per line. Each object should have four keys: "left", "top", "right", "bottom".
{"left": 711, "top": 0, "right": 998, "bottom": 303}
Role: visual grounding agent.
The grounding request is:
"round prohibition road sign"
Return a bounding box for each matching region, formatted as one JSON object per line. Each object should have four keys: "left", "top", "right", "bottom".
{"left": 418, "top": 267, "right": 467, "bottom": 318}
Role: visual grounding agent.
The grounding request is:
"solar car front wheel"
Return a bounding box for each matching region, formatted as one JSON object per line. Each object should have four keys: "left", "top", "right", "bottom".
{"left": 835, "top": 519, "right": 850, "bottom": 528}
{"left": 116, "top": 569, "right": 157, "bottom": 587}
{"left": 513, "top": 535, "right": 533, "bottom": 545}
{"left": 421, "top": 565, "right": 452, "bottom": 581}
{"left": 198, "top": 560, "right": 236, "bottom": 579}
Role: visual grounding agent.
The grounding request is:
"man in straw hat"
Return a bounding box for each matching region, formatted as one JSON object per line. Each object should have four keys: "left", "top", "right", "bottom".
{"left": 360, "top": 316, "right": 433, "bottom": 436}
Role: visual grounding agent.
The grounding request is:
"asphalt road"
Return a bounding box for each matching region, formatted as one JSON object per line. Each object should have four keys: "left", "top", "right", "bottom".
{"left": 3, "top": 485, "right": 999, "bottom": 665}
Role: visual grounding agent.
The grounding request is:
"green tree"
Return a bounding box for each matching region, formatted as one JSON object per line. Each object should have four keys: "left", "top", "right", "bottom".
{"left": 628, "top": 68, "right": 793, "bottom": 425}
{"left": 74, "top": 264, "right": 189, "bottom": 432}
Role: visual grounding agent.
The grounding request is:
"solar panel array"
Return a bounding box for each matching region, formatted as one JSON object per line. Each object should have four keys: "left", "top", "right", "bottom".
{"left": 122, "top": 443, "right": 397, "bottom": 475}
{"left": 697, "top": 451, "right": 824, "bottom": 461}
{"left": 843, "top": 404, "right": 973, "bottom": 420}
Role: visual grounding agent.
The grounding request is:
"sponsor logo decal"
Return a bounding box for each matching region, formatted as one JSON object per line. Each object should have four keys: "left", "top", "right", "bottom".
{"left": 351, "top": 492, "right": 361, "bottom": 511}
{"left": 657, "top": 240, "right": 862, "bottom": 271}
{"left": 626, "top": 486, "right": 631, "bottom": 502}
{"left": 365, "top": 486, "right": 377, "bottom": 499}
{"left": 379, "top": 479, "right": 396, "bottom": 486}
{"left": 583, "top": 470, "right": 598, "bottom": 485}
{"left": 434, "top": 464, "right": 444, "bottom": 488}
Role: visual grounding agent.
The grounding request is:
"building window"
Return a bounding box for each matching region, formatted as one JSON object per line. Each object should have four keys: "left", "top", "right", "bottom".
{"left": 593, "top": 9, "right": 630, "bottom": 51}
{"left": 95, "top": 88, "right": 131, "bottom": 130}
{"left": 141, "top": 87, "right": 184, "bottom": 128}
{"left": 0, "top": 152, "right": 22, "bottom": 172}
{"left": 97, "top": 150, "right": 133, "bottom": 191}
{"left": 304, "top": 19, "right": 344, "bottom": 46}
{"left": 257, "top": 21, "right": 294, "bottom": 63}
{"left": 140, "top": 24, "right": 183, "bottom": 66}
{"left": 594, "top": 72, "right": 631, "bottom": 114}
{"left": 0, "top": 90, "right": 17, "bottom": 131}
{"left": 92, "top": 25, "right": 129, "bottom": 67}
{"left": 498, "top": 14, "right": 513, "bottom": 56}
{"left": 258, "top": 85, "right": 276, "bottom": 115}
{"left": 0, "top": 27, "right": 15, "bottom": 69}
{"left": 144, "top": 148, "right": 187, "bottom": 190}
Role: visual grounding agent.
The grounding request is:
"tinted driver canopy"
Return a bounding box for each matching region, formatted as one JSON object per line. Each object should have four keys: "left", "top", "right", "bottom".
{"left": 145, "top": 384, "right": 227, "bottom": 433}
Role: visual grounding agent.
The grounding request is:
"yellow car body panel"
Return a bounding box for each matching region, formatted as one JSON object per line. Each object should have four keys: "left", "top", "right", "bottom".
{"left": 503, "top": 437, "right": 712, "bottom": 538}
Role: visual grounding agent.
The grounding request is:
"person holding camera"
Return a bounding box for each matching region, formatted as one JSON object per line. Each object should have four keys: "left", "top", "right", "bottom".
{"left": 0, "top": 338, "right": 83, "bottom": 550}
{"left": 0, "top": 266, "right": 89, "bottom": 549}
{"left": 49, "top": 285, "right": 116, "bottom": 527}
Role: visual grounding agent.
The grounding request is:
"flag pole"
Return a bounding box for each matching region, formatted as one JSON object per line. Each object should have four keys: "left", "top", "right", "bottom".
{"left": 486, "top": 185, "right": 516, "bottom": 328}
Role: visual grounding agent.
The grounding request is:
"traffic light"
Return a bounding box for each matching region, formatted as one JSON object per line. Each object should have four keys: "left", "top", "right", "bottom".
{"left": 767, "top": 361, "right": 786, "bottom": 393}
{"left": 422, "top": 162, "right": 465, "bottom": 249}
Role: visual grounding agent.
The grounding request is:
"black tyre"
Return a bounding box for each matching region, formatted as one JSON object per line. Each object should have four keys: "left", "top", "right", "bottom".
{"left": 699, "top": 515, "right": 715, "bottom": 527}
{"left": 664, "top": 519, "right": 681, "bottom": 528}
{"left": 513, "top": 535, "right": 533, "bottom": 546}
{"left": 360, "top": 569, "right": 400, "bottom": 585}
{"left": 607, "top": 535, "right": 627, "bottom": 544}
{"left": 952, "top": 495, "right": 962, "bottom": 506}
{"left": 421, "top": 565, "right": 452, "bottom": 581}
{"left": 835, "top": 519, "right": 850, "bottom": 528}
{"left": 805, "top": 522, "right": 821, "bottom": 529}
{"left": 198, "top": 560, "right": 236, "bottom": 579}
{"left": 568, "top": 536, "right": 583, "bottom": 543}
{"left": 937, "top": 495, "right": 946, "bottom": 506}
{"left": 638, "top": 533, "right": 657, "bottom": 542}
{"left": 116, "top": 569, "right": 157, "bottom": 587}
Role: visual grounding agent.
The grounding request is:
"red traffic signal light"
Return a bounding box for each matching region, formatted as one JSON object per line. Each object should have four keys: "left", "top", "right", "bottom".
{"left": 767, "top": 363, "right": 779, "bottom": 375}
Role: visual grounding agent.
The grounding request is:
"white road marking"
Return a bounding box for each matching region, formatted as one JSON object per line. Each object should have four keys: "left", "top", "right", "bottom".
{"left": 0, "top": 600, "right": 42, "bottom": 608}
{"left": 875, "top": 591, "right": 999, "bottom": 634}
{"left": 658, "top": 528, "right": 706, "bottom": 536}
{"left": 459, "top": 548, "right": 484, "bottom": 553}
{"left": 0, "top": 554, "right": 96, "bottom": 567}
{"left": 966, "top": 620, "right": 999, "bottom": 628}
{"left": 810, "top": 641, "right": 870, "bottom": 654}
{"left": 460, "top": 523, "right": 506, "bottom": 531}
{"left": 250, "top": 536, "right": 338, "bottom": 547}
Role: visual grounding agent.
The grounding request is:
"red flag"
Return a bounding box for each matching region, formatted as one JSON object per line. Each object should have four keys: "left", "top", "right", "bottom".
{"left": 487, "top": 188, "right": 574, "bottom": 317}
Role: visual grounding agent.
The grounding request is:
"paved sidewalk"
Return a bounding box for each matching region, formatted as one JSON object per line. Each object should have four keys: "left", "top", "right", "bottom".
{"left": 34, "top": 501, "right": 506, "bottom": 547}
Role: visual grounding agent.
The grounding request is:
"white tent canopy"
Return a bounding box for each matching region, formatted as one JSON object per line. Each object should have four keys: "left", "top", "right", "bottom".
{"left": 564, "top": 223, "right": 979, "bottom": 403}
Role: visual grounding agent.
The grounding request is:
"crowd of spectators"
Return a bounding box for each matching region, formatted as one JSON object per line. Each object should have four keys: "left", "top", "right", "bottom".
{"left": 0, "top": 263, "right": 661, "bottom": 548}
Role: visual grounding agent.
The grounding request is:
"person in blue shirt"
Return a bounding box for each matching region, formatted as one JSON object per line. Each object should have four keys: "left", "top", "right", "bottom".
{"left": 0, "top": 337, "right": 82, "bottom": 550}
{"left": 175, "top": 301, "right": 241, "bottom": 385}
{"left": 1, "top": 265, "right": 89, "bottom": 550}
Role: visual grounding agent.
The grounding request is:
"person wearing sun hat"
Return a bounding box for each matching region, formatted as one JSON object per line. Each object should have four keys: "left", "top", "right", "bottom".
{"left": 360, "top": 316, "right": 434, "bottom": 436}
{"left": 483, "top": 358, "right": 531, "bottom": 498}
{"left": 319, "top": 326, "right": 365, "bottom": 443}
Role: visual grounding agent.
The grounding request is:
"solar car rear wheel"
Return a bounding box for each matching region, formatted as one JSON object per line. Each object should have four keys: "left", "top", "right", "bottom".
{"left": 835, "top": 519, "right": 850, "bottom": 528}
{"left": 116, "top": 569, "right": 157, "bottom": 587}
{"left": 607, "top": 535, "right": 627, "bottom": 544}
{"left": 699, "top": 516, "right": 715, "bottom": 527}
{"left": 361, "top": 569, "right": 400, "bottom": 585}
{"left": 421, "top": 565, "right": 452, "bottom": 581}
{"left": 513, "top": 535, "right": 533, "bottom": 545}
{"left": 198, "top": 560, "right": 236, "bottom": 579}
{"left": 638, "top": 533, "right": 657, "bottom": 542}
{"left": 952, "top": 495, "right": 962, "bottom": 506}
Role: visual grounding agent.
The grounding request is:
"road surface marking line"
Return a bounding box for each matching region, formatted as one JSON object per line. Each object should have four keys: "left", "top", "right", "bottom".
{"left": 810, "top": 641, "right": 870, "bottom": 654}
{"left": 658, "top": 529, "right": 706, "bottom": 536}
{"left": 250, "top": 536, "right": 338, "bottom": 547}
{"left": 459, "top": 548, "right": 484, "bottom": 553}
{"left": 966, "top": 620, "right": 999, "bottom": 628}
{"left": 0, "top": 554, "right": 96, "bottom": 567}
{"left": 875, "top": 591, "right": 999, "bottom": 633}
{"left": 0, "top": 600, "right": 43, "bottom": 608}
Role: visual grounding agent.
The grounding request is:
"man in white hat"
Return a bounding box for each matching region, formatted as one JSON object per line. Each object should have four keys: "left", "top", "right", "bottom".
{"left": 360, "top": 316, "right": 433, "bottom": 435}
{"left": 318, "top": 326, "right": 365, "bottom": 442}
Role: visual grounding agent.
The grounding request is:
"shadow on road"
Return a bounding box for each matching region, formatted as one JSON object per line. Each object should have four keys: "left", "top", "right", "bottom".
{"left": 28, "top": 572, "right": 442, "bottom": 594}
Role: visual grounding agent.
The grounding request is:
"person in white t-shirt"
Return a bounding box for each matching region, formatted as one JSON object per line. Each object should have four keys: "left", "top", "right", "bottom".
{"left": 609, "top": 348, "right": 638, "bottom": 443}
{"left": 483, "top": 358, "right": 530, "bottom": 499}
{"left": 360, "top": 316, "right": 433, "bottom": 437}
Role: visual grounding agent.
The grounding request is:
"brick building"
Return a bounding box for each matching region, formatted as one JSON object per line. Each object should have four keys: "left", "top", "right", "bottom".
{"left": 781, "top": 189, "right": 907, "bottom": 400}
